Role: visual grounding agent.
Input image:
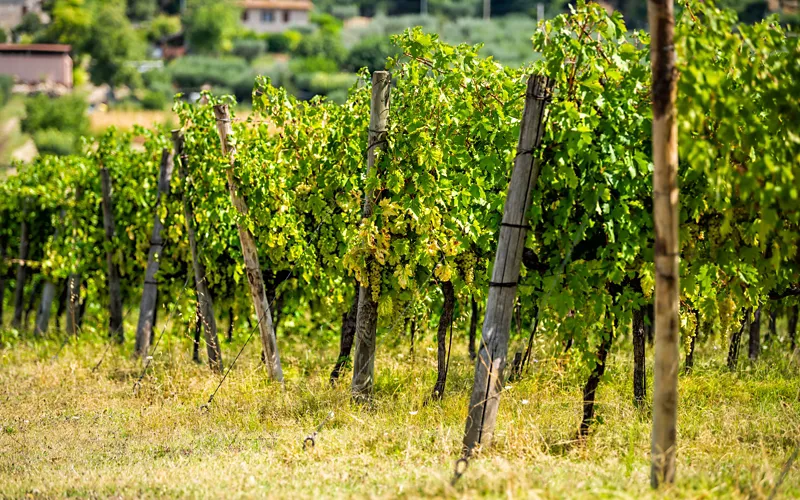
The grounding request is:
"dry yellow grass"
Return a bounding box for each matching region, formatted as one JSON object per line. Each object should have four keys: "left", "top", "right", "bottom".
{"left": 1, "top": 321, "right": 798, "bottom": 498}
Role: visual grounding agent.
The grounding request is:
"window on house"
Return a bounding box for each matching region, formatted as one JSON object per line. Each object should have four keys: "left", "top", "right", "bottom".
{"left": 241, "top": 10, "right": 249, "bottom": 21}
{"left": 283, "top": 10, "right": 290, "bottom": 22}
{"left": 261, "top": 9, "right": 274, "bottom": 22}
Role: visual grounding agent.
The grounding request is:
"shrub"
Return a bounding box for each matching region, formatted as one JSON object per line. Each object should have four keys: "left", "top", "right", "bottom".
{"left": 22, "top": 93, "right": 89, "bottom": 137}
{"left": 264, "top": 31, "right": 298, "bottom": 53}
{"left": 293, "top": 72, "right": 356, "bottom": 96}
{"left": 147, "top": 14, "right": 182, "bottom": 42}
{"left": 289, "top": 56, "right": 339, "bottom": 75}
{"left": 141, "top": 89, "right": 168, "bottom": 110}
{"left": 33, "top": 128, "right": 77, "bottom": 156}
{"left": 292, "top": 30, "right": 347, "bottom": 65}
{"left": 344, "top": 35, "right": 398, "bottom": 72}
{"left": 232, "top": 38, "right": 265, "bottom": 62}
{"left": 168, "top": 56, "right": 255, "bottom": 101}
{"left": 0, "top": 75, "right": 13, "bottom": 106}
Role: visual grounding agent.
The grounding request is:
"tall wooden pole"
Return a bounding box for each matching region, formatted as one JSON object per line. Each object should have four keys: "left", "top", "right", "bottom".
{"left": 214, "top": 104, "right": 283, "bottom": 382}
{"left": 351, "top": 70, "right": 391, "bottom": 400}
{"left": 462, "top": 74, "right": 550, "bottom": 452}
{"left": 649, "top": 0, "right": 680, "bottom": 487}
{"left": 11, "top": 198, "right": 30, "bottom": 330}
{"left": 100, "top": 163, "right": 124, "bottom": 342}
{"left": 134, "top": 147, "right": 175, "bottom": 357}
{"left": 174, "top": 130, "right": 222, "bottom": 372}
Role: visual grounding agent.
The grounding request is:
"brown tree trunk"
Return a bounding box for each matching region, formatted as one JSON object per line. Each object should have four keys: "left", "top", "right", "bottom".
{"left": 351, "top": 71, "right": 391, "bottom": 401}
{"left": 215, "top": 104, "right": 282, "bottom": 382}
{"left": 227, "top": 306, "right": 234, "bottom": 343}
{"left": 65, "top": 274, "right": 82, "bottom": 337}
{"left": 684, "top": 316, "right": 698, "bottom": 374}
{"left": 174, "top": 130, "right": 222, "bottom": 371}
{"left": 24, "top": 276, "right": 42, "bottom": 331}
{"left": 11, "top": 200, "right": 30, "bottom": 330}
{"left": 192, "top": 302, "right": 202, "bottom": 363}
{"left": 0, "top": 236, "right": 6, "bottom": 329}
{"left": 409, "top": 319, "right": 416, "bottom": 358}
{"left": 468, "top": 295, "right": 478, "bottom": 361}
{"left": 633, "top": 306, "right": 647, "bottom": 406}
{"left": 648, "top": 0, "right": 680, "bottom": 487}
{"left": 330, "top": 287, "right": 359, "bottom": 384}
{"left": 579, "top": 329, "right": 613, "bottom": 437}
{"left": 727, "top": 309, "right": 749, "bottom": 371}
{"left": 789, "top": 305, "right": 798, "bottom": 351}
{"left": 100, "top": 165, "right": 124, "bottom": 343}
{"left": 431, "top": 281, "right": 455, "bottom": 400}
{"left": 135, "top": 147, "right": 175, "bottom": 358}
{"left": 462, "top": 74, "right": 551, "bottom": 453}
{"left": 521, "top": 305, "right": 540, "bottom": 373}
{"left": 748, "top": 306, "right": 761, "bottom": 361}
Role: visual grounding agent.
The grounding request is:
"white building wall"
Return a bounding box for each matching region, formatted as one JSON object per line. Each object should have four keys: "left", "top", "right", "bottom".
{"left": 241, "top": 8, "right": 310, "bottom": 33}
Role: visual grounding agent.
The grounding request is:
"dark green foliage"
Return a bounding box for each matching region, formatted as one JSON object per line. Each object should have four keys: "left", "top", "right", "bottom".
{"left": 264, "top": 32, "right": 294, "bottom": 53}
{"left": 168, "top": 56, "right": 255, "bottom": 101}
{"left": 184, "top": 0, "right": 240, "bottom": 54}
{"left": 232, "top": 38, "right": 266, "bottom": 63}
{"left": 22, "top": 94, "right": 88, "bottom": 137}
{"left": 127, "top": 0, "right": 156, "bottom": 21}
{"left": 22, "top": 93, "right": 88, "bottom": 156}
{"left": 141, "top": 90, "right": 169, "bottom": 110}
{"left": 12, "top": 12, "right": 45, "bottom": 40}
{"left": 33, "top": 129, "right": 78, "bottom": 156}
{"left": 0, "top": 75, "right": 12, "bottom": 106}
{"left": 86, "top": 2, "right": 144, "bottom": 87}
{"left": 344, "top": 35, "right": 398, "bottom": 72}
{"left": 292, "top": 31, "right": 347, "bottom": 66}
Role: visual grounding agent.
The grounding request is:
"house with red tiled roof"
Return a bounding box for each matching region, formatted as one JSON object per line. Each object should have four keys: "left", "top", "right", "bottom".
{"left": 239, "top": 0, "right": 313, "bottom": 33}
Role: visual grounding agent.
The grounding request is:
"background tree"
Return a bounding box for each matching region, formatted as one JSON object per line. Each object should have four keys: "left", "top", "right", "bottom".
{"left": 86, "top": 2, "right": 145, "bottom": 87}
{"left": 184, "top": 0, "right": 240, "bottom": 54}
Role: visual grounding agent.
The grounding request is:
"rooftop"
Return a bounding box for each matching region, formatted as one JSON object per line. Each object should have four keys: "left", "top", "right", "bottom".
{"left": 239, "top": 0, "right": 313, "bottom": 11}
{"left": 0, "top": 44, "right": 72, "bottom": 54}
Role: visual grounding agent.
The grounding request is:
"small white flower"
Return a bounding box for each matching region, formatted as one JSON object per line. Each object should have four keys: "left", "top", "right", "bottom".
{"left": 504, "top": 385, "right": 512, "bottom": 390}
{"left": 409, "top": 411, "right": 418, "bottom": 415}
{"left": 521, "top": 400, "right": 529, "bottom": 405}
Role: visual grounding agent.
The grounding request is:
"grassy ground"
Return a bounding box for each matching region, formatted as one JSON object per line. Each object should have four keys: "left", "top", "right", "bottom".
{"left": 0, "top": 316, "right": 798, "bottom": 499}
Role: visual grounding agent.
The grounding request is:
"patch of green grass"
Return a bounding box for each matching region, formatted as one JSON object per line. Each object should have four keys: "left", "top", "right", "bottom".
{"left": 0, "top": 319, "right": 798, "bottom": 498}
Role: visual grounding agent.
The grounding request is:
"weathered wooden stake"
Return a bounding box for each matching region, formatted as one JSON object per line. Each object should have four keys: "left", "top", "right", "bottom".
{"left": 351, "top": 71, "right": 391, "bottom": 400}
{"left": 462, "top": 74, "right": 550, "bottom": 453}
{"left": 468, "top": 296, "right": 479, "bottom": 361}
{"left": 11, "top": 199, "right": 30, "bottom": 330}
{"left": 330, "top": 285, "right": 359, "bottom": 384}
{"left": 431, "top": 281, "right": 456, "bottom": 400}
{"left": 134, "top": 147, "right": 175, "bottom": 358}
{"left": 36, "top": 210, "right": 66, "bottom": 336}
{"left": 214, "top": 104, "right": 282, "bottom": 382}
{"left": 0, "top": 235, "right": 6, "bottom": 329}
{"left": 748, "top": 306, "right": 761, "bottom": 361}
{"left": 649, "top": 0, "right": 680, "bottom": 486}
{"left": 174, "top": 130, "right": 222, "bottom": 372}
{"left": 100, "top": 163, "right": 124, "bottom": 342}
{"left": 633, "top": 306, "right": 647, "bottom": 406}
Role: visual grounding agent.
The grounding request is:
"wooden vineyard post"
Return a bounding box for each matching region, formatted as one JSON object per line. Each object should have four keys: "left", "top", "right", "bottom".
{"left": 100, "top": 162, "right": 124, "bottom": 342}
{"left": 0, "top": 235, "right": 6, "bottom": 329}
{"left": 174, "top": 130, "right": 222, "bottom": 372}
{"left": 134, "top": 147, "right": 176, "bottom": 358}
{"left": 65, "top": 187, "right": 83, "bottom": 337}
{"left": 350, "top": 70, "right": 391, "bottom": 400}
{"left": 462, "top": 74, "right": 551, "bottom": 452}
{"left": 11, "top": 198, "right": 30, "bottom": 330}
{"left": 214, "top": 104, "right": 283, "bottom": 382}
{"left": 649, "top": 0, "right": 680, "bottom": 487}
{"left": 35, "top": 210, "right": 65, "bottom": 336}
